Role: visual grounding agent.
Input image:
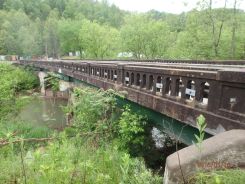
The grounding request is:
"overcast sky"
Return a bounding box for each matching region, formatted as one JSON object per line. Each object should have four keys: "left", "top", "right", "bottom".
{"left": 104, "top": 0, "right": 245, "bottom": 14}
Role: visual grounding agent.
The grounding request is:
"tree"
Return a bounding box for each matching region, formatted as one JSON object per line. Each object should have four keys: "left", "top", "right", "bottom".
{"left": 58, "top": 19, "right": 83, "bottom": 56}
{"left": 200, "top": 0, "right": 228, "bottom": 58}
{"left": 0, "top": 0, "right": 244, "bottom": 60}
{"left": 232, "top": 11, "right": 245, "bottom": 59}
{"left": 170, "top": 10, "right": 213, "bottom": 59}
{"left": 46, "top": 0, "right": 67, "bottom": 16}
{"left": 0, "top": 10, "right": 7, "bottom": 54}
{"left": 0, "top": 0, "right": 5, "bottom": 9}
{"left": 63, "top": 0, "right": 125, "bottom": 27}
{"left": 144, "top": 21, "right": 173, "bottom": 58}
{"left": 1, "top": 10, "right": 30, "bottom": 55}
{"left": 121, "top": 14, "right": 173, "bottom": 59}
{"left": 120, "top": 15, "right": 147, "bottom": 59}
{"left": 44, "top": 10, "right": 60, "bottom": 58}
{"left": 3, "top": 0, "right": 24, "bottom": 11}
{"left": 17, "top": 20, "right": 43, "bottom": 57}
{"left": 79, "top": 20, "right": 119, "bottom": 59}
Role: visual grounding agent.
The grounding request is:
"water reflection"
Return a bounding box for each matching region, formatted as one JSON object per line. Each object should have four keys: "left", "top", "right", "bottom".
{"left": 18, "top": 97, "right": 67, "bottom": 130}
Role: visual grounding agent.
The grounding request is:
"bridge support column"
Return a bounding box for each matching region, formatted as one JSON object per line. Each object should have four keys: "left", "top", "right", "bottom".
{"left": 38, "top": 71, "right": 48, "bottom": 95}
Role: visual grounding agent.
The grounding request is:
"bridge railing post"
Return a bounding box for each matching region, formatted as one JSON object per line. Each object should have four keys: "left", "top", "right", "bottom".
{"left": 117, "top": 64, "right": 124, "bottom": 85}
{"left": 146, "top": 74, "right": 150, "bottom": 90}
{"left": 170, "top": 76, "right": 177, "bottom": 97}
{"left": 88, "top": 63, "right": 91, "bottom": 76}
{"left": 152, "top": 75, "right": 157, "bottom": 95}
{"left": 139, "top": 73, "right": 143, "bottom": 89}
{"left": 194, "top": 80, "right": 202, "bottom": 102}
{"left": 181, "top": 78, "right": 188, "bottom": 99}
{"left": 206, "top": 81, "right": 218, "bottom": 112}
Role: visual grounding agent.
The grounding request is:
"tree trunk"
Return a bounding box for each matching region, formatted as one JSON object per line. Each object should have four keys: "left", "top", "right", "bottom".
{"left": 45, "top": 42, "right": 48, "bottom": 59}
{"left": 208, "top": 0, "right": 227, "bottom": 58}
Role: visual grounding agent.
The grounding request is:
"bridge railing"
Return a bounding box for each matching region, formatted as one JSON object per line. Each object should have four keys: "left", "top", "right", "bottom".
{"left": 61, "top": 58, "right": 245, "bottom": 65}
{"left": 20, "top": 60, "right": 245, "bottom": 131}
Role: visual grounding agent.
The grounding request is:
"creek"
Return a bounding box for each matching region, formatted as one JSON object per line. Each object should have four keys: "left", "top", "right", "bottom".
{"left": 18, "top": 96, "right": 68, "bottom": 131}
{"left": 17, "top": 90, "right": 185, "bottom": 175}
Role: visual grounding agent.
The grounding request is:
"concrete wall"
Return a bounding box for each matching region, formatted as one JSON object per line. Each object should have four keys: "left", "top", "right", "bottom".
{"left": 38, "top": 71, "right": 48, "bottom": 95}
{"left": 164, "top": 129, "right": 245, "bottom": 184}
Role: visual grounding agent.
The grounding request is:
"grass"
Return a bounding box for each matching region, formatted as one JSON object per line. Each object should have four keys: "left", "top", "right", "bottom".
{"left": 0, "top": 65, "right": 162, "bottom": 184}
{"left": 189, "top": 169, "right": 245, "bottom": 184}
{"left": 0, "top": 135, "right": 162, "bottom": 184}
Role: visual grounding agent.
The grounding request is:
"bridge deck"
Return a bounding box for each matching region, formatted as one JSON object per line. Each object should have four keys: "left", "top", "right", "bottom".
{"left": 62, "top": 59, "right": 245, "bottom": 72}
{"left": 20, "top": 59, "right": 245, "bottom": 136}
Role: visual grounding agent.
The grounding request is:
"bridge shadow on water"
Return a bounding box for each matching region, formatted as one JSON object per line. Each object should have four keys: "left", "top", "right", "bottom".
{"left": 140, "top": 124, "right": 186, "bottom": 175}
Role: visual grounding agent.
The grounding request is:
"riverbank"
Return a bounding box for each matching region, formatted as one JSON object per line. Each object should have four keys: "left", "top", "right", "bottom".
{"left": 0, "top": 63, "right": 163, "bottom": 183}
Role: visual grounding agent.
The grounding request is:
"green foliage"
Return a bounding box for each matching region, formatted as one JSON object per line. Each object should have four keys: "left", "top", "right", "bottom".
{"left": 0, "top": 63, "right": 39, "bottom": 119}
{"left": 58, "top": 19, "right": 83, "bottom": 55}
{"left": 191, "top": 169, "right": 245, "bottom": 184}
{"left": 121, "top": 14, "right": 174, "bottom": 59}
{"left": 0, "top": 63, "right": 49, "bottom": 148}
{"left": 0, "top": 81, "right": 162, "bottom": 183}
{"left": 44, "top": 10, "right": 60, "bottom": 58}
{"left": 66, "top": 88, "right": 118, "bottom": 143}
{"left": 0, "top": 0, "right": 244, "bottom": 59}
{"left": 44, "top": 74, "right": 60, "bottom": 91}
{"left": 194, "top": 114, "right": 207, "bottom": 152}
{"left": 0, "top": 136, "right": 161, "bottom": 184}
{"left": 66, "top": 88, "right": 150, "bottom": 154}
{"left": 0, "top": 120, "right": 53, "bottom": 139}
{"left": 118, "top": 105, "right": 146, "bottom": 151}
{"left": 79, "top": 20, "right": 119, "bottom": 59}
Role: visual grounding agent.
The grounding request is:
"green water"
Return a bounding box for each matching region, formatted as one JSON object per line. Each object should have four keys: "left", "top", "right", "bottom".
{"left": 18, "top": 97, "right": 67, "bottom": 130}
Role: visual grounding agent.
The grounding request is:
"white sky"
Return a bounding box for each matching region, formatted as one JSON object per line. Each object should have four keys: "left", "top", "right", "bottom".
{"left": 104, "top": 0, "right": 245, "bottom": 14}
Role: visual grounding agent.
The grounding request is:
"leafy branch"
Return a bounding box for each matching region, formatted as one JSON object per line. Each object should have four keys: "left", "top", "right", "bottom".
{"left": 194, "top": 114, "right": 207, "bottom": 153}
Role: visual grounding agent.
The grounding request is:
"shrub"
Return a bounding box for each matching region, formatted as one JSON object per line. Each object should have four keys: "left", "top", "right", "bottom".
{"left": 0, "top": 63, "right": 39, "bottom": 119}
{"left": 117, "top": 105, "right": 146, "bottom": 152}
{"left": 0, "top": 135, "right": 162, "bottom": 184}
{"left": 190, "top": 169, "right": 245, "bottom": 184}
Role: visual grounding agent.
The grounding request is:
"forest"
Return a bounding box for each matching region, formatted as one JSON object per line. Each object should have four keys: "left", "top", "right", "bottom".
{"left": 0, "top": 0, "right": 244, "bottom": 60}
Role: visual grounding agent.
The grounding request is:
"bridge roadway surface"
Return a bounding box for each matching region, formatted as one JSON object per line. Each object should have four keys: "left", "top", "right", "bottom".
{"left": 20, "top": 59, "right": 245, "bottom": 138}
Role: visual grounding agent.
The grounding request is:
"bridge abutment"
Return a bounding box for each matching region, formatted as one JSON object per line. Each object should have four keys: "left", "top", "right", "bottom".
{"left": 38, "top": 71, "right": 48, "bottom": 95}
